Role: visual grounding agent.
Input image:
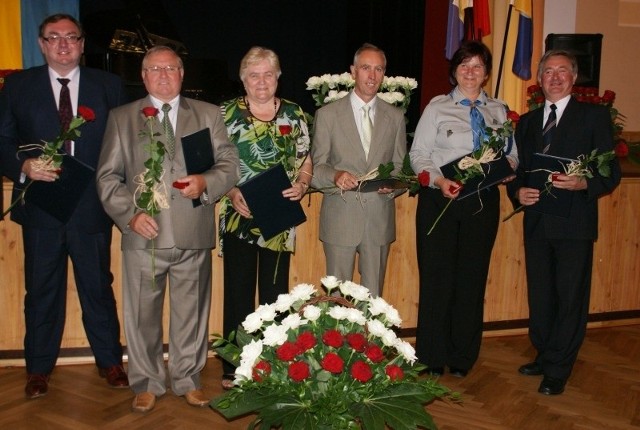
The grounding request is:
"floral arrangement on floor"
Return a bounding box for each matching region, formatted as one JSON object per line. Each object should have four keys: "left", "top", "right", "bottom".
{"left": 133, "top": 106, "right": 169, "bottom": 288}
{"left": 2, "top": 106, "right": 96, "bottom": 218}
{"left": 502, "top": 149, "right": 616, "bottom": 221}
{"left": 526, "top": 85, "right": 633, "bottom": 160}
{"left": 426, "top": 111, "right": 519, "bottom": 235}
{"left": 211, "top": 277, "right": 457, "bottom": 429}
{"left": 306, "top": 73, "right": 418, "bottom": 114}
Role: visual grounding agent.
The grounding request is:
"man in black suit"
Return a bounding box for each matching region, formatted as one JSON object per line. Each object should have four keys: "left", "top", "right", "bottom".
{"left": 0, "top": 14, "right": 128, "bottom": 399}
{"left": 507, "top": 50, "right": 621, "bottom": 395}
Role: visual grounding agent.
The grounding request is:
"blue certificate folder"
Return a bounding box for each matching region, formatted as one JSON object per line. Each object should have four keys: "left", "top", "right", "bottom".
{"left": 527, "top": 152, "right": 574, "bottom": 217}
{"left": 26, "top": 154, "right": 94, "bottom": 223}
{"left": 238, "top": 163, "right": 307, "bottom": 240}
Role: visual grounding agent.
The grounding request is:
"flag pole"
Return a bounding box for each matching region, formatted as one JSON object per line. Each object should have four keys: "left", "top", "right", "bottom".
{"left": 494, "top": 3, "right": 514, "bottom": 98}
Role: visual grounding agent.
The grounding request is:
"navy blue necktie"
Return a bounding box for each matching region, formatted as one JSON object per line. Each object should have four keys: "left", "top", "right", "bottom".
{"left": 542, "top": 104, "right": 557, "bottom": 154}
{"left": 460, "top": 98, "right": 486, "bottom": 151}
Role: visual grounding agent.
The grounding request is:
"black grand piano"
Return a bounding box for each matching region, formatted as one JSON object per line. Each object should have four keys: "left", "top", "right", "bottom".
{"left": 81, "top": 1, "right": 238, "bottom": 104}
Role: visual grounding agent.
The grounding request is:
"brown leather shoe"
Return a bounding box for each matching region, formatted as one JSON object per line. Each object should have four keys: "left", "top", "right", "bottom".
{"left": 184, "top": 389, "right": 208, "bottom": 407}
{"left": 25, "top": 374, "right": 49, "bottom": 399}
{"left": 132, "top": 392, "right": 156, "bottom": 413}
{"left": 98, "top": 365, "right": 129, "bottom": 388}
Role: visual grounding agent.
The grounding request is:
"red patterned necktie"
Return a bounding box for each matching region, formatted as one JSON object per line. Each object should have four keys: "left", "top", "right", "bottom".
{"left": 57, "top": 78, "right": 73, "bottom": 154}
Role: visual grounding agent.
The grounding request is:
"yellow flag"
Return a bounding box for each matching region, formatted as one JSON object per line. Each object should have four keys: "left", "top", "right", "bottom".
{"left": 0, "top": 0, "right": 22, "bottom": 69}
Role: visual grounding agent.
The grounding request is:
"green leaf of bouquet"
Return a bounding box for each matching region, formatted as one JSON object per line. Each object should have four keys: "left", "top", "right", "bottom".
{"left": 376, "top": 161, "right": 394, "bottom": 179}
{"left": 210, "top": 389, "right": 280, "bottom": 419}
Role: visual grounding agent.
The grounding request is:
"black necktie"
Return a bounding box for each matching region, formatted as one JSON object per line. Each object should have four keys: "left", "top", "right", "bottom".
{"left": 542, "top": 104, "right": 557, "bottom": 154}
{"left": 57, "top": 78, "right": 73, "bottom": 154}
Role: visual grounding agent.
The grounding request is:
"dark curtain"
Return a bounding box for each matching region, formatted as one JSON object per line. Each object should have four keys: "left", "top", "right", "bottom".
{"left": 80, "top": 0, "right": 429, "bottom": 131}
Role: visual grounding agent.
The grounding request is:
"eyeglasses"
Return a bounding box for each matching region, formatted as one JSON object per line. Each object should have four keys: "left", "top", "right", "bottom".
{"left": 42, "top": 35, "right": 83, "bottom": 45}
{"left": 144, "top": 66, "right": 182, "bottom": 74}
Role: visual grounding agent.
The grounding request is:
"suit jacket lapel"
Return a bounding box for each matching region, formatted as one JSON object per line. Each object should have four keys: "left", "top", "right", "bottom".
{"left": 337, "top": 96, "right": 366, "bottom": 160}
{"left": 530, "top": 107, "right": 545, "bottom": 154}
{"left": 367, "top": 101, "right": 391, "bottom": 166}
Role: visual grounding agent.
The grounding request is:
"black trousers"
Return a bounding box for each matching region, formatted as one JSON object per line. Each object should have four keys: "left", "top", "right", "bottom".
{"left": 414, "top": 187, "right": 499, "bottom": 370}
{"left": 221, "top": 233, "right": 290, "bottom": 374}
{"left": 524, "top": 235, "right": 593, "bottom": 381}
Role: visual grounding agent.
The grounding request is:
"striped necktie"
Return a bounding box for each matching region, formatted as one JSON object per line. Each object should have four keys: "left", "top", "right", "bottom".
{"left": 460, "top": 98, "right": 486, "bottom": 151}
{"left": 542, "top": 104, "right": 557, "bottom": 154}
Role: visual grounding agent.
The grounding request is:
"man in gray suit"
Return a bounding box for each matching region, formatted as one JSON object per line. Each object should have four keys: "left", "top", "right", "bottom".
{"left": 311, "top": 43, "right": 406, "bottom": 297}
{"left": 96, "top": 46, "right": 239, "bottom": 413}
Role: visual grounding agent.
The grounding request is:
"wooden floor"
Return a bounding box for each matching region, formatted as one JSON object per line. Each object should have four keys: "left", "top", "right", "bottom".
{"left": 1, "top": 325, "right": 639, "bottom": 430}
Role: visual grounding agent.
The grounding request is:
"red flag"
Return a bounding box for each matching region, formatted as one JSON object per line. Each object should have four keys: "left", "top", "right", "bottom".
{"left": 473, "top": 0, "right": 491, "bottom": 39}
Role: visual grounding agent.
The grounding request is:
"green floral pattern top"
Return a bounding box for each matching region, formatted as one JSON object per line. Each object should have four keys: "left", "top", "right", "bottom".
{"left": 219, "top": 97, "right": 311, "bottom": 252}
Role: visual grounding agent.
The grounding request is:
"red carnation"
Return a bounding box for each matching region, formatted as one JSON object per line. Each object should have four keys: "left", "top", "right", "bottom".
{"left": 276, "top": 341, "right": 301, "bottom": 361}
{"left": 296, "top": 331, "right": 317, "bottom": 352}
{"left": 77, "top": 106, "right": 96, "bottom": 122}
{"left": 351, "top": 360, "right": 373, "bottom": 383}
{"left": 279, "top": 124, "right": 292, "bottom": 135}
{"left": 322, "top": 329, "right": 344, "bottom": 348}
{"left": 614, "top": 140, "right": 629, "bottom": 158}
{"left": 364, "top": 343, "right": 385, "bottom": 363}
{"left": 252, "top": 360, "right": 272, "bottom": 382}
{"left": 288, "top": 361, "right": 310, "bottom": 382}
{"left": 385, "top": 364, "right": 404, "bottom": 381}
{"left": 417, "top": 170, "right": 430, "bottom": 187}
{"left": 142, "top": 106, "right": 159, "bottom": 118}
{"left": 321, "top": 352, "right": 345, "bottom": 374}
{"left": 346, "top": 333, "right": 367, "bottom": 352}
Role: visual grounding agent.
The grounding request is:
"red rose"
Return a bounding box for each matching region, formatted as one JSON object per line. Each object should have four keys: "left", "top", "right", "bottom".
{"left": 346, "top": 333, "right": 367, "bottom": 352}
{"left": 506, "top": 110, "right": 520, "bottom": 125}
{"left": 385, "top": 364, "right": 404, "bottom": 381}
{"left": 592, "top": 96, "right": 602, "bottom": 104}
{"left": 279, "top": 124, "right": 292, "bottom": 135}
{"left": 321, "top": 352, "right": 344, "bottom": 374}
{"left": 288, "top": 361, "right": 310, "bottom": 382}
{"left": 322, "top": 329, "right": 344, "bottom": 348}
{"left": 296, "top": 331, "right": 317, "bottom": 352}
{"left": 142, "top": 106, "right": 159, "bottom": 118}
{"left": 252, "top": 360, "right": 272, "bottom": 382}
{"left": 77, "top": 106, "right": 96, "bottom": 122}
{"left": 614, "top": 140, "right": 629, "bottom": 158}
{"left": 527, "top": 84, "right": 541, "bottom": 95}
{"left": 351, "top": 360, "right": 373, "bottom": 383}
{"left": 418, "top": 170, "right": 430, "bottom": 187}
{"left": 364, "top": 343, "right": 385, "bottom": 363}
{"left": 276, "top": 341, "right": 301, "bottom": 361}
{"left": 602, "top": 90, "right": 616, "bottom": 103}
{"left": 534, "top": 95, "right": 545, "bottom": 104}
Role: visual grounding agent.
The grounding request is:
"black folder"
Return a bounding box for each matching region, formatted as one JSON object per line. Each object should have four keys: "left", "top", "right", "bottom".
{"left": 527, "top": 153, "right": 574, "bottom": 217}
{"left": 26, "top": 155, "right": 94, "bottom": 223}
{"left": 238, "top": 163, "right": 307, "bottom": 241}
{"left": 357, "top": 178, "right": 409, "bottom": 193}
{"left": 182, "top": 128, "right": 215, "bottom": 207}
{"left": 439, "top": 153, "right": 514, "bottom": 200}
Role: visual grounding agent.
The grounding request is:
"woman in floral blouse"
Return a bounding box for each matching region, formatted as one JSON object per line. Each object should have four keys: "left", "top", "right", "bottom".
{"left": 219, "top": 46, "right": 312, "bottom": 388}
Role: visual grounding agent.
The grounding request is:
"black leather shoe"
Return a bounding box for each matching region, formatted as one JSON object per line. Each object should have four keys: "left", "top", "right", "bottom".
{"left": 428, "top": 367, "right": 444, "bottom": 376}
{"left": 518, "top": 362, "right": 543, "bottom": 376}
{"left": 449, "top": 367, "right": 468, "bottom": 378}
{"left": 538, "top": 376, "right": 565, "bottom": 395}
{"left": 25, "top": 374, "right": 49, "bottom": 399}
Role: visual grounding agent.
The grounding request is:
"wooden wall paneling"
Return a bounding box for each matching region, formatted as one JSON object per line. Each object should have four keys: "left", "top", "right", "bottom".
{"left": 2, "top": 178, "right": 639, "bottom": 353}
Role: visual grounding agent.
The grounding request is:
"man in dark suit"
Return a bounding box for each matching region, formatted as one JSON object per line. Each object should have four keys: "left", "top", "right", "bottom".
{"left": 507, "top": 50, "right": 621, "bottom": 395}
{"left": 311, "top": 43, "right": 406, "bottom": 297}
{"left": 0, "top": 14, "right": 128, "bottom": 399}
{"left": 96, "top": 45, "right": 239, "bottom": 413}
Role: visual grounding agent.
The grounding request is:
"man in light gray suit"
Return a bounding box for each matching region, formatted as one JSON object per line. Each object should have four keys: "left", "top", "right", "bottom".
{"left": 311, "top": 43, "right": 406, "bottom": 296}
{"left": 96, "top": 46, "right": 239, "bottom": 413}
